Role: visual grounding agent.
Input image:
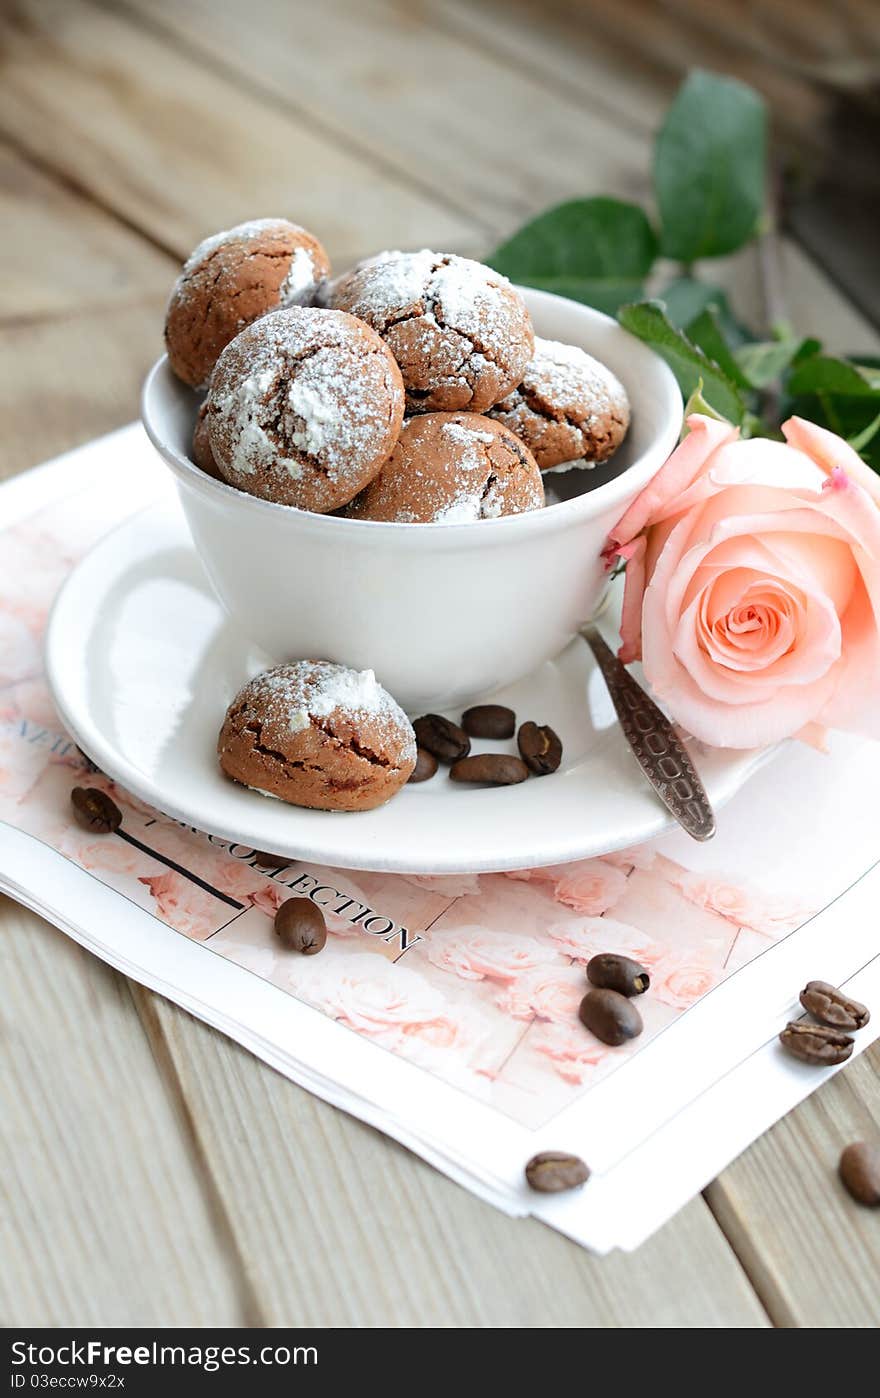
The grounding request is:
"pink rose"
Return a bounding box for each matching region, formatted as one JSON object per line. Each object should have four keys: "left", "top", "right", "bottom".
{"left": 602, "top": 845, "right": 657, "bottom": 871}
{"left": 546, "top": 916, "right": 664, "bottom": 968}
{"left": 293, "top": 955, "right": 455, "bottom": 1046}
{"left": 652, "top": 958, "right": 719, "bottom": 1010}
{"left": 552, "top": 858, "right": 628, "bottom": 915}
{"left": 495, "top": 968, "right": 585, "bottom": 1022}
{"left": 427, "top": 927, "right": 558, "bottom": 983}
{"left": 607, "top": 414, "right": 880, "bottom": 747}
{"left": 139, "top": 870, "right": 222, "bottom": 938}
{"left": 669, "top": 868, "right": 814, "bottom": 936}
{"left": 531, "top": 1023, "right": 608, "bottom": 1084}
{"left": 503, "top": 862, "right": 578, "bottom": 884}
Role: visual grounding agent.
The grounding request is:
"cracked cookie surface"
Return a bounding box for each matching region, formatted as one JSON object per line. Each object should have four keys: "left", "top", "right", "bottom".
{"left": 205, "top": 307, "right": 405, "bottom": 512}
{"left": 346, "top": 412, "right": 544, "bottom": 523}
{"left": 165, "top": 218, "right": 331, "bottom": 388}
{"left": 218, "top": 661, "right": 417, "bottom": 811}
{"left": 330, "top": 250, "right": 534, "bottom": 414}
{"left": 487, "top": 337, "right": 630, "bottom": 470}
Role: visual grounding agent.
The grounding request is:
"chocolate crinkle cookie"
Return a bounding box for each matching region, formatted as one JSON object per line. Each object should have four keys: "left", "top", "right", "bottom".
{"left": 346, "top": 412, "right": 544, "bottom": 523}
{"left": 165, "top": 218, "right": 331, "bottom": 388}
{"left": 218, "top": 661, "right": 417, "bottom": 812}
{"left": 204, "top": 307, "right": 405, "bottom": 512}
{"left": 191, "top": 401, "right": 221, "bottom": 478}
{"left": 487, "top": 337, "right": 630, "bottom": 471}
{"left": 330, "top": 250, "right": 534, "bottom": 414}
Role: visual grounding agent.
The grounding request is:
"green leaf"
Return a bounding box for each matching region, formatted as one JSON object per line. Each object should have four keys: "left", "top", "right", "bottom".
{"left": 654, "top": 70, "right": 767, "bottom": 261}
{"left": 791, "top": 337, "right": 822, "bottom": 366}
{"left": 618, "top": 300, "right": 745, "bottom": 423}
{"left": 848, "top": 409, "right": 880, "bottom": 454}
{"left": 687, "top": 306, "right": 752, "bottom": 389}
{"left": 735, "top": 337, "right": 803, "bottom": 388}
{"left": 661, "top": 276, "right": 730, "bottom": 329}
{"left": 489, "top": 197, "right": 658, "bottom": 315}
{"left": 682, "top": 377, "right": 730, "bottom": 427}
{"left": 787, "top": 354, "right": 880, "bottom": 397}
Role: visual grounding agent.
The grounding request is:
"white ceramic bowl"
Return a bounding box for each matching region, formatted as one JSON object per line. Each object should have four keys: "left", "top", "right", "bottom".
{"left": 141, "top": 289, "right": 680, "bottom": 712}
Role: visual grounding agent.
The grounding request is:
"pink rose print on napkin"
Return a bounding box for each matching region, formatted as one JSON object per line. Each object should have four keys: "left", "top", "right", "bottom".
{"left": 547, "top": 916, "right": 665, "bottom": 968}
{"left": 602, "top": 844, "right": 657, "bottom": 871}
{"left": 0, "top": 611, "right": 41, "bottom": 689}
{"left": 531, "top": 1022, "right": 608, "bottom": 1085}
{"left": 15, "top": 678, "right": 63, "bottom": 731}
{"left": 139, "top": 870, "right": 225, "bottom": 939}
{"left": 667, "top": 868, "right": 815, "bottom": 936}
{"left": 292, "top": 954, "right": 458, "bottom": 1050}
{"left": 0, "top": 726, "right": 48, "bottom": 805}
{"left": 552, "top": 859, "right": 628, "bottom": 915}
{"left": 503, "top": 861, "right": 578, "bottom": 884}
{"left": 208, "top": 857, "right": 283, "bottom": 911}
{"left": 651, "top": 957, "right": 720, "bottom": 1010}
{"left": 402, "top": 873, "right": 483, "bottom": 897}
{"left": 495, "top": 967, "right": 585, "bottom": 1023}
{"left": 426, "top": 927, "right": 559, "bottom": 983}
{"left": 58, "top": 827, "right": 147, "bottom": 878}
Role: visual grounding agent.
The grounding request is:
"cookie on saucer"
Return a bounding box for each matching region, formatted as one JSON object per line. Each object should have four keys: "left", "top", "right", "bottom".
{"left": 218, "top": 661, "right": 417, "bottom": 812}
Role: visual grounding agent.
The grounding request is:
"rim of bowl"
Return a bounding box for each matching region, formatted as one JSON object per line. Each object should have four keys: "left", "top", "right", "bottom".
{"left": 141, "top": 290, "right": 682, "bottom": 542}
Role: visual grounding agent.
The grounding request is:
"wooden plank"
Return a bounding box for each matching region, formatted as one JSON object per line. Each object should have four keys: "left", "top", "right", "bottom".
{"left": 0, "top": 140, "right": 171, "bottom": 321}
{"left": 119, "top": 0, "right": 650, "bottom": 225}
{"left": 444, "top": 0, "right": 837, "bottom": 155}
{"left": 0, "top": 142, "right": 173, "bottom": 478}
{"left": 0, "top": 898, "right": 247, "bottom": 1325}
{"left": 0, "top": 300, "right": 165, "bottom": 481}
{"left": 0, "top": 0, "right": 477, "bottom": 265}
{"left": 706, "top": 1043, "right": 880, "bottom": 1328}
{"left": 137, "top": 990, "right": 769, "bottom": 1328}
{"left": 120, "top": 0, "right": 880, "bottom": 360}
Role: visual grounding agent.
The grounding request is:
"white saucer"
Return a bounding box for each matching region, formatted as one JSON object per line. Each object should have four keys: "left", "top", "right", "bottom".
{"left": 45, "top": 500, "right": 775, "bottom": 873}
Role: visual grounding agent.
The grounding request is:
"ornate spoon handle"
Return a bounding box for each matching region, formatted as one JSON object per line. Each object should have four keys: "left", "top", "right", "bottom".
{"left": 580, "top": 625, "right": 716, "bottom": 842}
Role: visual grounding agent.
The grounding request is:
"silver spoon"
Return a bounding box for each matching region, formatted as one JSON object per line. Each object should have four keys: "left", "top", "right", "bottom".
{"left": 580, "top": 624, "right": 716, "bottom": 842}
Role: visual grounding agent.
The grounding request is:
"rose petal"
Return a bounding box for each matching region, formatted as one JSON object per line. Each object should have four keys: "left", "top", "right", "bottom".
{"left": 783, "top": 416, "right": 880, "bottom": 506}
{"left": 609, "top": 414, "right": 738, "bottom": 548}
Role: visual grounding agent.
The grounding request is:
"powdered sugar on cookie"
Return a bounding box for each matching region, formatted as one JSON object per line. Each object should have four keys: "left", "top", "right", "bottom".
{"left": 330, "top": 250, "right": 534, "bottom": 413}
{"left": 206, "top": 307, "right": 404, "bottom": 512}
{"left": 488, "top": 336, "right": 630, "bottom": 470}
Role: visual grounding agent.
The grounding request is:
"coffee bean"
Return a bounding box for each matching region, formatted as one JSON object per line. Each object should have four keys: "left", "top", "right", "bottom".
{"left": 779, "top": 1021, "right": 853, "bottom": 1066}
{"left": 524, "top": 1151, "right": 590, "bottom": 1194}
{"left": 799, "top": 980, "right": 870, "bottom": 1031}
{"left": 587, "top": 953, "right": 650, "bottom": 997}
{"left": 413, "top": 714, "right": 470, "bottom": 764}
{"left": 839, "top": 1141, "right": 880, "bottom": 1206}
{"left": 70, "top": 786, "right": 122, "bottom": 834}
{"left": 461, "top": 704, "right": 515, "bottom": 739}
{"left": 579, "top": 988, "right": 643, "bottom": 1046}
{"left": 450, "top": 754, "right": 529, "bottom": 786}
{"left": 408, "top": 747, "right": 439, "bottom": 783}
{"left": 274, "top": 898, "right": 327, "bottom": 955}
{"left": 518, "top": 721, "right": 563, "bottom": 775}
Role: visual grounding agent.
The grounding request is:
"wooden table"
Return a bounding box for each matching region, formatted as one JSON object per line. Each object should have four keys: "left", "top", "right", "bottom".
{"left": 2, "top": 0, "right": 879, "bottom": 1328}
